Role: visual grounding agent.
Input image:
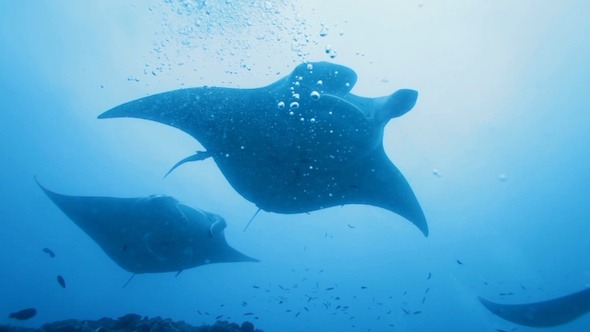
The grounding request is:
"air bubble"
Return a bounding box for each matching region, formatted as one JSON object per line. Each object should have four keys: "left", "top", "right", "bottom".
{"left": 317, "top": 80, "right": 323, "bottom": 86}
{"left": 277, "top": 101, "right": 285, "bottom": 109}
{"left": 310, "top": 91, "right": 320, "bottom": 100}
{"left": 325, "top": 44, "right": 332, "bottom": 54}
{"left": 290, "top": 102, "right": 300, "bottom": 110}
{"left": 306, "top": 63, "right": 313, "bottom": 70}
{"left": 292, "top": 93, "right": 300, "bottom": 100}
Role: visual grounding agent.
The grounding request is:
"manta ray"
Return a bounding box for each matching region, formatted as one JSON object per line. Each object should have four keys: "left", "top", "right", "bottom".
{"left": 479, "top": 288, "right": 590, "bottom": 327}
{"left": 37, "top": 180, "right": 258, "bottom": 274}
{"left": 99, "top": 61, "right": 428, "bottom": 236}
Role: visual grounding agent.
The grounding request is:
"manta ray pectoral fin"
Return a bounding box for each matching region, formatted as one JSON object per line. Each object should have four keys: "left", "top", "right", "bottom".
{"left": 349, "top": 150, "right": 428, "bottom": 236}
{"left": 375, "top": 89, "right": 418, "bottom": 123}
{"left": 479, "top": 288, "right": 590, "bottom": 327}
{"left": 164, "top": 150, "right": 211, "bottom": 178}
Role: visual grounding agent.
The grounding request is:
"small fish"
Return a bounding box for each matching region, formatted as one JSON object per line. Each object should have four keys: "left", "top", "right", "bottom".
{"left": 403, "top": 291, "right": 407, "bottom": 295}
{"left": 57, "top": 275, "right": 66, "bottom": 288}
{"left": 220, "top": 304, "right": 224, "bottom": 307}
{"left": 427, "top": 272, "right": 431, "bottom": 280}
{"left": 347, "top": 224, "right": 355, "bottom": 228}
{"left": 496, "top": 329, "right": 508, "bottom": 332}
{"left": 8, "top": 308, "right": 37, "bottom": 320}
{"left": 361, "top": 286, "right": 367, "bottom": 289}
{"left": 215, "top": 315, "right": 223, "bottom": 319}
{"left": 319, "top": 269, "right": 324, "bottom": 273}
{"left": 349, "top": 316, "right": 354, "bottom": 320}
{"left": 386, "top": 310, "right": 391, "bottom": 315}
{"left": 326, "top": 287, "right": 334, "bottom": 291}
{"left": 252, "top": 285, "right": 260, "bottom": 289}
{"left": 402, "top": 308, "right": 410, "bottom": 315}
{"left": 520, "top": 284, "right": 527, "bottom": 290}
{"left": 242, "top": 301, "right": 247, "bottom": 306}
{"left": 205, "top": 312, "right": 210, "bottom": 316}
{"left": 244, "top": 312, "right": 254, "bottom": 316}
{"left": 334, "top": 297, "right": 340, "bottom": 300}
{"left": 456, "top": 259, "right": 463, "bottom": 265}
{"left": 422, "top": 296, "right": 426, "bottom": 304}
{"left": 304, "top": 307, "right": 309, "bottom": 312}
{"left": 376, "top": 316, "right": 381, "bottom": 320}
{"left": 336, "top": 305, "right": 341, "bottom": 310}
{"left": 425, "top": 287, "right": 430, "bottom": 294}
{"left": 197, "top": 310, "right": 201, "bottom": 315}
{"left": 286, "top": 309, "right": 292, "bottom": 312}
{"left": 42, "top": 248, "right": 55, "bottom": 258}
{"left": 413, "top": 311, "right": 422, "bottom": 315}
{"left": 389, "top": 324, "right": 395, "bottom": 327}
{"left": 499, "top": 292, "right": 514, "bottom": 296}
{"left": 295, "top": 311, "right": 301, "bottom": 317}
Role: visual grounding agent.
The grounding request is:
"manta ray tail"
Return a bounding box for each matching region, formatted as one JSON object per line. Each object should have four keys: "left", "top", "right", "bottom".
{"left": 122, "top": 273, "right": 136, "bottom": 288}
{"left": 243, "top": 208, "right": 261, "bottom": 232}
{"left": 164, "top": 151, "right": 211, "bottom": 178}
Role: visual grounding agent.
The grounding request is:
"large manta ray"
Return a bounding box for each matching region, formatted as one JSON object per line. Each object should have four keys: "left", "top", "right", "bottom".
{"left": 37, "top": 180, "right": 258, "bottom": 274}
{"left": 99, "top": 61, "right": 428, "bottom": 236}
{"left": 479, "top": 288, "right": 590, "bottom": 327}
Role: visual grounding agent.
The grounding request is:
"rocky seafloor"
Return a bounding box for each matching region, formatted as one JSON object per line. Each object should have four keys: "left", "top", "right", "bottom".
{"left": 0, "top": 314, "right": 263, "bottom": 332}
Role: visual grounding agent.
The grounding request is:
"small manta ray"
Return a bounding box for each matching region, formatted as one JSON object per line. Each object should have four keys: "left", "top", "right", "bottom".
{"left": 99, "top": 61, "right": 428, "bottom": 236}
{"left": 479, "top": 288, "right": 590, "bottom": 327}
{"left": 36, "top": 179, "right": 258, "bottom": 274}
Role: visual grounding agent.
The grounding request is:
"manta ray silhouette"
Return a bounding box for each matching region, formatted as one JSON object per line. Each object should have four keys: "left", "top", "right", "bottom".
{"left": 99, "top": 61, "right": 428, "bottom": 236}
{"left": 479, "top": 288, "right": 590, "bottom": 327}
{"left": 37, "top": 180, "right": 258, "bottom": 274}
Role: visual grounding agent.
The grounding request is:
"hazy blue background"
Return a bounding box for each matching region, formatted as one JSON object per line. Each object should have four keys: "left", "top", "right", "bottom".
{"left": 1, "top": 1, "right": 590, "bottom": 331}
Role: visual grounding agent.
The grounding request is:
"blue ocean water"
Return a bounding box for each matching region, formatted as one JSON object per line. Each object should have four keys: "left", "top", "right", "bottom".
{"left": 1, "top": 1, "right": 590, "bottom": 331}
